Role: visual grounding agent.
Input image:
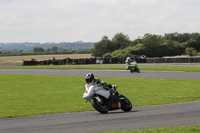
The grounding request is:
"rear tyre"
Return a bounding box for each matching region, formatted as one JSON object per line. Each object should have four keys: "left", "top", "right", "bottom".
{"left": 120, "top": 95, "right": 132, "bottom": 112}
{"left": 91, "top": 98, "right": 108, "bottom": 114}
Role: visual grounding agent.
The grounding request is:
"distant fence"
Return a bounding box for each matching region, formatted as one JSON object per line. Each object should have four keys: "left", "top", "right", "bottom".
{"left": 23, "top": 56, "right": 200, "bottom": 66}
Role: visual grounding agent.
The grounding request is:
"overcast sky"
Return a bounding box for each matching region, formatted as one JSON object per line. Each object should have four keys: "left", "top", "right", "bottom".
{"left": 0, "top": 0, "right": 200, "bottom": 43}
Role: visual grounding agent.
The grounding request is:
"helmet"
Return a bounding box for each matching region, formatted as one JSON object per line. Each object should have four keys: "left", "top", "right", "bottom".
{"left": 126, "top": 57, "right": 131, "bottom": 61}
{"left": 85, "top": 73, "right": 94, "bottom": 84}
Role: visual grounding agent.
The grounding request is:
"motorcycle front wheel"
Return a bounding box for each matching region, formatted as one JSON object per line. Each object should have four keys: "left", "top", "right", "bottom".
{"left": 91, "top": 98, "right": 108, "bottom": 114}
{"left": 120, "top": 95, "right": 132, "bottom": 112}
{"left": 136, "top": 68, "right": 140, "bottom": 73}
{"left": 130, "top": 68, "right": 134, "bottom": 73}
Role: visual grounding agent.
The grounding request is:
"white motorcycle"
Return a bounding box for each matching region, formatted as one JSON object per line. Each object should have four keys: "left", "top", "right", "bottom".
{"left": 83, "top": 84, "right": 132, "bottom": 114}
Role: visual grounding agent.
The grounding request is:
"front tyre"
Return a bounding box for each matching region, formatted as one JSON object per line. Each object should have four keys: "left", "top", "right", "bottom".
{"left": 120, "top": 95, "right": 132, "bottom": 112}
{"left": 130, "top": 67, "right": 134, "bottom": 73}
{"left": 91, "top": 98, "right": 108, "bottom": 114}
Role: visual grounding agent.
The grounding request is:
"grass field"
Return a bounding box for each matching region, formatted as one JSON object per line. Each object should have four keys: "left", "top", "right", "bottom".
{"left": 0, "top": 54, "right": 91, "bottom": 65}
{"left": 1, "top": 60, "right": 200, "bottom": 132}
{"left": 1, "top": 65, "right": 200, "bottom": 72}
{"left": 102, "top": 125, "right": 200, "bottom": 133}
{"left": 0, "top": 74, "right": 200, "bottom": 118}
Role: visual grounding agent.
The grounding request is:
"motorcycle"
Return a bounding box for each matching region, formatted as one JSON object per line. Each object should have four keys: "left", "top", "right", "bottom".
{"left": 83, "top": 84, "right": 132, "bottom": 114}
{"left": 126, "top": 62, "right": 140, "bottom": 73}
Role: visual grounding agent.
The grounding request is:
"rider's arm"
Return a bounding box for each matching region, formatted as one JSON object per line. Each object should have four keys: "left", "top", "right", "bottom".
{"left": 96, "top": 78, "right": 107, "bottom": 88}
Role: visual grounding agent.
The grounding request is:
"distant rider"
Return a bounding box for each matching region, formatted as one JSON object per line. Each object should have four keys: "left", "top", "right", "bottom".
{"left": 85, "top": 73, "right": 118, "bottom": 94}
{"left": 125, "top": 57, "right": 137, "bottom": 70}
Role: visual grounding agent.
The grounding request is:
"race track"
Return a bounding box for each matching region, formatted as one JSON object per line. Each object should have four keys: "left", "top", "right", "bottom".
{"left": 0, "top": 69, "right": 200, "bottom": 79}
{"left": 0, "top": 101, "right": 200, "bottom": 133}
{"left": 0, "top": 69, "right": 200, "bottom": 133}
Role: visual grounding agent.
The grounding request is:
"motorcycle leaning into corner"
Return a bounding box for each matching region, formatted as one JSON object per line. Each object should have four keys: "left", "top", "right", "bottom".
{"left": 83, "top": 84, "right": 132, "bottom": 114}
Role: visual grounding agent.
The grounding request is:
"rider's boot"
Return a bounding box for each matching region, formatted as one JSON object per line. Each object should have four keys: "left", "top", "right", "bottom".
{"left": 112, "top": 85, "right": 121, "bottom": 97}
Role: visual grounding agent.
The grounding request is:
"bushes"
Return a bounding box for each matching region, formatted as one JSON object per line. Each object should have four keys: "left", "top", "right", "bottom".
{"left": 92, "top": 32, "right": 200, "bottom": 57}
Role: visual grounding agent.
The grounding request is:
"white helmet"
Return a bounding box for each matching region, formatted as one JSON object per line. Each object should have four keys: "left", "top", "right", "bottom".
{"left": 126, "top": 57, "right": 131, "bottom": 60}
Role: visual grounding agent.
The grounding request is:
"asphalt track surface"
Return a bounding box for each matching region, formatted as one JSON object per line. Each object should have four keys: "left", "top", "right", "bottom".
{"left": 0, "top": 69, "right": 200, "bottom": 79}
{"left": 0, "top": 68, "right": 200, "bottom": 133}
{"left": 0, "top": 101, "right": 200, "bottom": 133}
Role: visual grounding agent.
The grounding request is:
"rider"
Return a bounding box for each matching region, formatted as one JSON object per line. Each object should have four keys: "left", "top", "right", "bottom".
{"left": 125, "top": 57, "right": 135, "bottom": 65}
{"left": 125, "top": 57, "right": 137, "bottom": 69}
{"left": 85, "top": 73, "right": 117, "bottom": 94}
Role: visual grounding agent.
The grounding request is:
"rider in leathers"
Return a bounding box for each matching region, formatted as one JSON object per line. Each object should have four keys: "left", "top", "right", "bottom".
{"left": 125, "top": 57, "right": 137, "bottom": 70}
{"left": 85, "top": 73, "right": 117, "bottom": 93}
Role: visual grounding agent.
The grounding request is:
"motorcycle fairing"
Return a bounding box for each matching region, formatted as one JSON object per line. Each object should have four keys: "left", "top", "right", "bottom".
{"left": 95, "top": 87, "right": 110, "bottom": 99}
{"left": 83, "top": 84, "right": 110, "bottom": 102}
{"left": 83, "top": 84, "right": 95, "bottom": 101}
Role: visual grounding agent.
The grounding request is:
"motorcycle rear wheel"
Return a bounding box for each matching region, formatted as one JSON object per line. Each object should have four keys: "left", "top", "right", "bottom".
{"left": 91, "top": 98, "right": 108, "bottom": 114}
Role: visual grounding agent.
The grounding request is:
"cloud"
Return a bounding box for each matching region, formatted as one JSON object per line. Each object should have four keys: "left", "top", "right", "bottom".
{"left": 0, "top": 0, "right": 200, "bottom": 42}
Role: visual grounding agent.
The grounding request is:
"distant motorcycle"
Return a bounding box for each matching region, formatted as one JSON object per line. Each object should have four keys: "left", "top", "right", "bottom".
{"left": 83, "top": 84, "right": 132, "bottom": 114}
{"left": 126, "top": 62, "right": 140, "bottom": 73}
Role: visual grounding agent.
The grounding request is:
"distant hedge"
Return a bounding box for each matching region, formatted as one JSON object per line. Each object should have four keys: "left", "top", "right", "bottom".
{"left": 0, "top": 51, "right": 73, "bottom": 57}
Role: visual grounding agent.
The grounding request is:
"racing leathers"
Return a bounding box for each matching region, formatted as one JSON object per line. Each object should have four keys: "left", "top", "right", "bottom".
{"left": 91, "top": 78, "right": 117, "bottom": 93}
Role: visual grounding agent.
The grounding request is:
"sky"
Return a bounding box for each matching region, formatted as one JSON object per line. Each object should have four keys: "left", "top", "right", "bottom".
{"left": 0, "top": 0, "right": 200, "bottom": 43}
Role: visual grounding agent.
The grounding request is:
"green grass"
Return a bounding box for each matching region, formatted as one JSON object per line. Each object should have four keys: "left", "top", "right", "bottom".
{"left": 0, "top": 74, "right": 200, "bottom": 118}
{"left": 140, "top": 65, "right": 200, "bottom": 72}
{"left": 102, "top": 125, "right": 200, "bottom": 133}
{"left": 1, "top": 65, "right": 200, "bottom": 72}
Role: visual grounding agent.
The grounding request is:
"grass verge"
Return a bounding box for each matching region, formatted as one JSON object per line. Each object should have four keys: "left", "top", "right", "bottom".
{"left": 101, "top": 125, "right": 200, "bottom": 133}
{"left": 1, "top": 65, "right": 200, "bottom": 72}
{"left": 0, "top": 74, "right": 200, "bottom": 118}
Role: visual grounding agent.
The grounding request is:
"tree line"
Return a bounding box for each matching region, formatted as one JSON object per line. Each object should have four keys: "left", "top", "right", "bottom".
{"left": 1, "top": 32, "right": 200, "bottom": 57}
{"left": 91, "top": 32, "right": 200, "bottom": 57}
{"left": 0, "top": 46, "right": 91, "bottom": 56}
{"left": 32, "top": 46, "right": 90, "bottom": 54}
{"left": 0, "top": 42, "right": 93, "bottom": 56}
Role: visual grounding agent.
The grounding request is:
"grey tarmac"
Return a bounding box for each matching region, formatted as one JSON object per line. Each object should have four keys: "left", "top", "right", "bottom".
{"left": 0, "top": 101, "right": 200, "bottom": 133}
{"left": 0, "top": 69, "right": 200, "bottom": 79}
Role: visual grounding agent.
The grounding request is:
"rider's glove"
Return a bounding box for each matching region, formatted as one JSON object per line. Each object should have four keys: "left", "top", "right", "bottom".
{"left": 102, "top": 82, "right": 107, "bottom": 88}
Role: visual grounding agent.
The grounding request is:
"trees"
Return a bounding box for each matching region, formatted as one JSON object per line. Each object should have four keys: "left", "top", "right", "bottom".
{"left": 185, "top": 47, "right": 197, "bottom": 56}
{"left": 93, "top": 32, "right": 200, "bottom": 57}
{"left": 111, "top": 33, "right": 131, "bottom": 49}
{"left": 51, "top": 46, "right": 59, "bottom": 52}
{"left": 141, "top": 34, "right": 164, "bottom": 57}
{"left": 91, "top": 33, "right": 131, "bottom": 57}
{"left": 165, "top": 32, "right": 190, "bottom": 43}
{"left": 142, "top": 34, "right": 163, "bottom": 48}
{"left": 186, "top": 33, "right": 200, "bottom": 51}
{"left": 91, "top": 36, "right": 112, "bottom": 57}
{"left": 2, "top": 32, "right": 197, "bottom": 57}
{"left": 33, "top": 47, "right": 45, "bottom": 52}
